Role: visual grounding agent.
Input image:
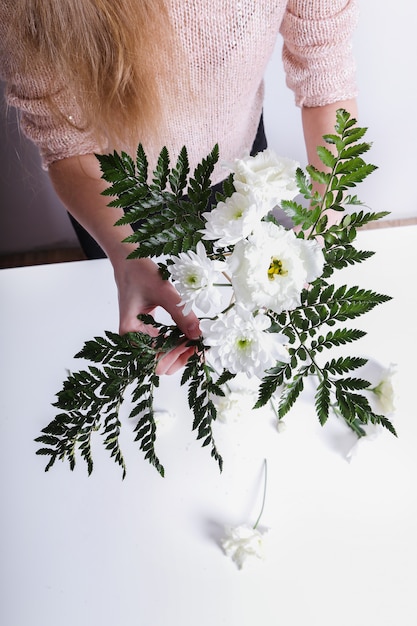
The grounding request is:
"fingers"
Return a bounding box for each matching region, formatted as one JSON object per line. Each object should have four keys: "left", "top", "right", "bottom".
{"left": 155, "top": 342, "right": 196, "bottom": 376}
{"left": 117, "top": 259, "right": 201, "bottom": 340}
{"left": 119, "top": 315, "right": 159, "bottom": 338}
{"left": 157, "top": 281, "right": 201, "bottom": 340}
{"left": 165, "top": 303, "right": 201, "bottom": 341}
{"left": 120, "top": 295, "right": 198, "bottom": 376}
{"left": 120, "top": 294, "right": 200, "bottom": 343}
{"left": 114, "top": 257, "right": 201, "bottom": 374}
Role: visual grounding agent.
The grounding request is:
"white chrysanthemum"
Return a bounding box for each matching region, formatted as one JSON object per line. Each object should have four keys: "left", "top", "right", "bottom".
{"left": 200, "top": 306, "right": 288, "bottom": 378}
{"left": 154, "top": 409, "right": 176, "bottom": 431}
{"left": 225, "top": 149, "right": 300, "bottom": 210}
{"left": 213, "top": 389, "right": 257, "bottom": 423}
{"left": 276, "top": 419, "right": 287, "bottom": 433}
{"left": 201, "top": 191, "right": 265, "bottom": 247}
{"left": 221, "top": 524, "right": 267, "bottom": 569}
{"left": 168, "top": 242, "right": 226, "bottom": 315}
{"left": 228, "top": 221, "right": 324, "bottom": 314}
{"left": 346, "top": 423, "right": 382, "bottom": 462}
{"left": 371, "top": 363, "right": 398, "bottom": 415}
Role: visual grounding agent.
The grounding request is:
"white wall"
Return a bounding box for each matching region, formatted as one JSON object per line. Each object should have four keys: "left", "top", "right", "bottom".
{"left": 1, "top": 1, "right": 416, "bottom": 256}
{"left": 264, "top": 0, "right": 417, "bottom": 220}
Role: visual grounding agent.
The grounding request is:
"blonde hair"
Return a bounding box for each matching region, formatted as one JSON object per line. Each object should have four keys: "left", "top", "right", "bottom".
{"left": 11, "top": 0, "right": 172, "bottom": 149}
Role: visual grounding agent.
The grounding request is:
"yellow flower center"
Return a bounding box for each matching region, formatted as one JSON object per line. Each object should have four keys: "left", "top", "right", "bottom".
{"left": 233, "top": 208, "right": 243, "bottom": 219}
{"left": 268, "top": 257, "right": 287, "bottom": 280}
{"left": 185, "top": 273, "right": 198, "bottom": 286}
{"left": 237, "top": 337, "right": 251, "bottom": 351}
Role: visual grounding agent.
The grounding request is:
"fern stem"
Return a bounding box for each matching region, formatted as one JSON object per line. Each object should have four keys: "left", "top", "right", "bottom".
{"left": 306, "top": 159, "right": 339, "bottom": 240}
{"left": 269, "top": 397, "right": 278, "bottom": 419}
{"left": 288, "top": 312, "right": 324, "bottom": 384}
{"left": 330, "top": 402, "right": 366, "bottom": 437}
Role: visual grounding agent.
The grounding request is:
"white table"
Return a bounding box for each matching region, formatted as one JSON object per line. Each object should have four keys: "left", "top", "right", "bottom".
{"left": 1, "top": 226, "right": 416, "bottom": 626}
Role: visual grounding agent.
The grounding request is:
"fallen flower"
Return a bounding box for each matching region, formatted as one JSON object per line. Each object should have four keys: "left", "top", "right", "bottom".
{"left": 370, "top": 363, "right": 398, "bottom": 416}
{"left": 154, "top": 409, "right": 176, "bottom": 431}
{"left": 221, "top": 459, "right": 268, "bottom": 569}
{"left": 276, "top": 419, "right": 287, "bottom": 433}
{"left": 346, "top": 422, "right": 382, "bottom": 462}
{"left": 213, "top": 388, "right": 257, "bottom": 423}
{"left": 221, "top": 524, "right": 267, "bottom": 569}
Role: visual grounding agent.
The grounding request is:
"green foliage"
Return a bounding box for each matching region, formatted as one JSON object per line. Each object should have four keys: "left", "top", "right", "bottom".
{"left": 181, "top": 352, "right": 224, "bottom": 471}
{"left": 36, "top": 109, "right": 396, "bottom": 478}
{"left": 36, "top": 323, "right": 210, "bottom": 478}
{"left": 256, "top": 109, "right": 396, "bottom": 438}
{"left": 96, "top": 144, "right": 220, "bottom": 259}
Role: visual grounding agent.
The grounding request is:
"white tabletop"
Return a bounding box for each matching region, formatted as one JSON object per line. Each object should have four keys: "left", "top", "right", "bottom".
{"left": 1, "top": 225, "right": 416, "bottom": 626}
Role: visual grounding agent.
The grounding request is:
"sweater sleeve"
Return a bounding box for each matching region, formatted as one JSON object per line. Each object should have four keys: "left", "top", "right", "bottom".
{"left": 0, "top": 0, "right": 101, "bottom": 169}
{"left": 280, "top": 0, "right": 359, "bottom": 107}
{"left": 2, "top": 65, "right": 100, "bottom": 169}
{"left": 2, "top": 70, "right": 102, "bottom": 170}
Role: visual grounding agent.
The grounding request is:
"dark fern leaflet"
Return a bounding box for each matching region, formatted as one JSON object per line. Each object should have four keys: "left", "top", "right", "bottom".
{"left": 35, "top": 322, "right": 224, "bottom": 477}
{"left": 35, "top": 331, "right": 161, "bottom": 478}
{"left": 182, "top": 349, "right": 225, "bottom": 472}
{"left": 97, "top": 143, "right": 220, "bottom": 259}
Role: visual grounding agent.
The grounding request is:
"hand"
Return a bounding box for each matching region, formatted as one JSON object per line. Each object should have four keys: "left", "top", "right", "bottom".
{"left": 48, "top": 154, "right": 200, "bottom": 374}
{"left": 114, "top": 256, "right": 201, "bottom": 375}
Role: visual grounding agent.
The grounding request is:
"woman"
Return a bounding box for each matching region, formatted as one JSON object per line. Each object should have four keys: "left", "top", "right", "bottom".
{"left": 0, "top": 0, "right": 358, "bottom": 373}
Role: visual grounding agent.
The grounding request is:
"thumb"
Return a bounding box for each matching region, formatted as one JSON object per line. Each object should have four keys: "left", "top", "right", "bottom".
{"left": 160, "top": 288, "right": 201, "bottom": 339}
{"left": 168, "top": 303, "right": 201, "bottom": 340}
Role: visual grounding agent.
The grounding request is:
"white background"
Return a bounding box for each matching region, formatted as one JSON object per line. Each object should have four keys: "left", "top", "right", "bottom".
{"left": 1, "top": 0, "right": 416, "bottom": 255}
{"left": 1, "top": 225, "right": 417, "bottom": 625}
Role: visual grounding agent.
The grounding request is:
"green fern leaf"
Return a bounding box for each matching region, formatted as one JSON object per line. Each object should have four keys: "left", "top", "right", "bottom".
{"left": 315, "top": 377, "right": 331, "bottom": 425}
{"left": 169, "top": 146, "right": 189, "bottom": 196}
{"left": 151, "top": 146, "right": 170, "bottom": 191}
{"left": 324, "top": 356, "right": 368, "bottom": 375}
{"left": 136, "top": 144, "right": 149, "bottom": 183}
{"left": 279, "top": 376, "right": 304, "bottom": 419}
{"left": 316, "top": 145, "right": 337, "bottom": 168}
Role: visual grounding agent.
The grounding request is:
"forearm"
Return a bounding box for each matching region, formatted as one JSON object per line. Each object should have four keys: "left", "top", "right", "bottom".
{"left": 301, "top": 99, "right": 358, "bottom": 225}
{"left": 301, "top": 98, "right": 358, "bottom": 169}
{"left": 48, "top": 153, "right": 201, "bottom": 358}
{"left": 48, "top": 153, "right": 134, "bottom": 266}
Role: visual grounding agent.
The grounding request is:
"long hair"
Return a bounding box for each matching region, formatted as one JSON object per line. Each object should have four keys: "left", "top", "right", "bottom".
{"left": 10, "top": 0, "right": 172, "bottom": 149}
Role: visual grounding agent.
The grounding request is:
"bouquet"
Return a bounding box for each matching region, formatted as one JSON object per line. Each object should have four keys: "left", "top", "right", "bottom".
{"left": 35, "top": 110, "right": 396, "bottom": 479}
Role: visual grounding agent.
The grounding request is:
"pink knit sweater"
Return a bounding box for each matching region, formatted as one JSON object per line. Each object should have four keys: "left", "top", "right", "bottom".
{"left": 0, "top": 0, "right": 358, "bottom": 184}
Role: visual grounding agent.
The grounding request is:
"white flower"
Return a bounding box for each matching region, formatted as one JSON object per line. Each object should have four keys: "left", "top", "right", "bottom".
{"left": 213, "top": 388, "right": 257, "bottom": 423}
{"left": 168, "top": 241, "right": 226, "bottom": 315}
{"left": 226, "top": 149, "right": 300, "bottom": 210}
{"left": 228, "top": 221, "right": 324, "bottom": 314}
{"left": 221, "top": 524, "right": 267, "bottom": 569}
{"left": 371, "top": 363, "right": 398, "bottom": 415}
{"left": 154, "top": 409, "right": 176, "bottom": 431}
{"left": 346, "top": 423, "right": 382, "bottom": 462}
{"left": 276, "top": 419, "right": 287, "bottom": 433}
{"left": 200, "top": 305, "right": 288, "bottom": 378}
{"left": 342, "top": 363, "right": 398, "bottom": 462}
{"left": 201, "top": 191, "right": 265, "bottom": 247}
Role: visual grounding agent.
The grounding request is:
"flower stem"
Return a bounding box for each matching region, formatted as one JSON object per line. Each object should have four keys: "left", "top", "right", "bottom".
{"left": 253, "top": 459, "right": 268, "bottom": 530}
{"left": 269, "top": 398, "right": 278, "bottom": 419}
